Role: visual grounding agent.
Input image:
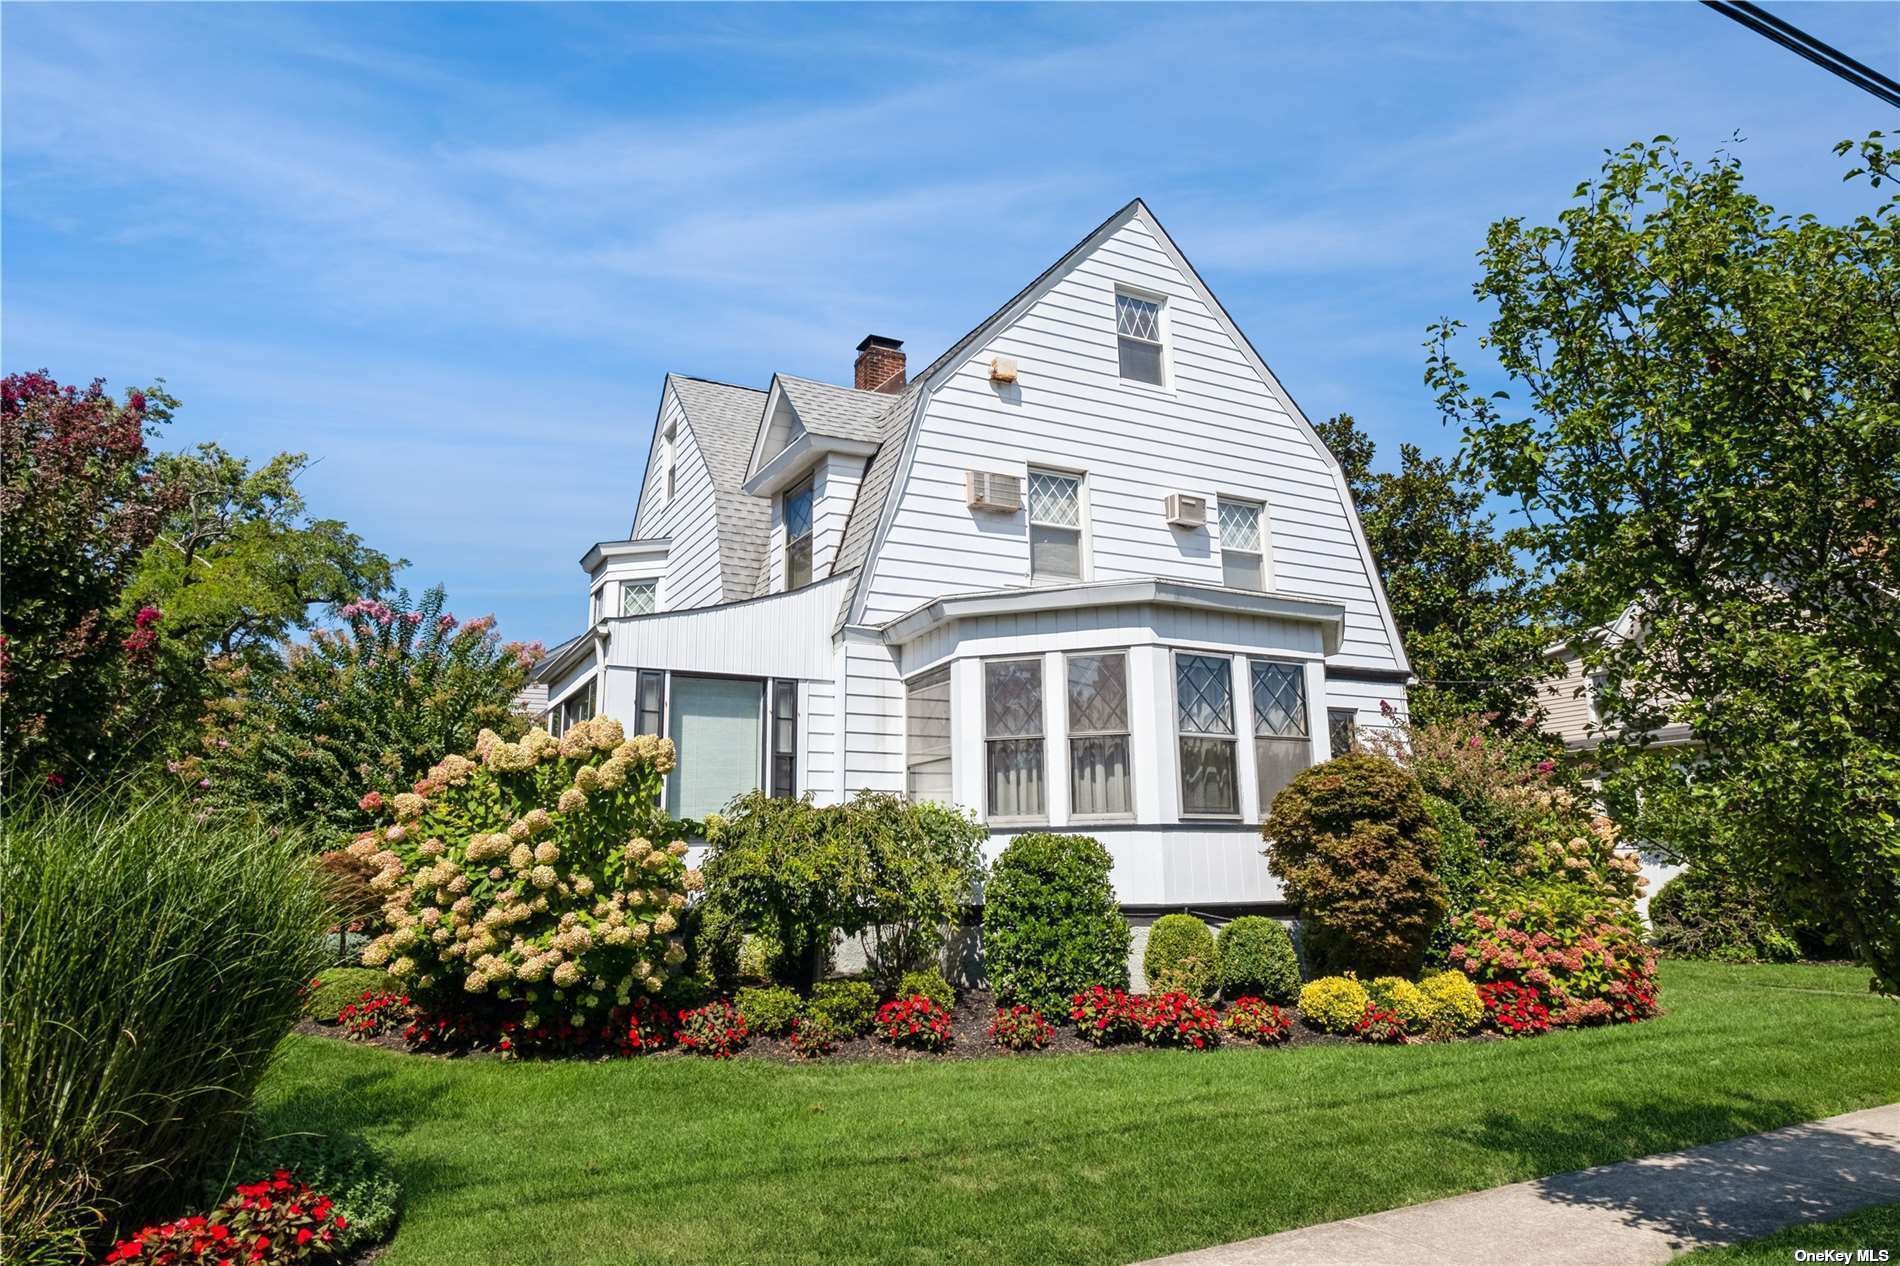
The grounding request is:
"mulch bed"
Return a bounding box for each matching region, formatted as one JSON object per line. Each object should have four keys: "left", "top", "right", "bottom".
{"left": 296, "top": 988, "right": 1409, "bottom": 1063}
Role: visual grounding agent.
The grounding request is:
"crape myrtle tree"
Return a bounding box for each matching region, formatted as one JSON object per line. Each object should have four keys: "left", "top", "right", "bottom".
{"left": 1313, "top": 413, "right": 1547, "bottom": 725}
{"left": 1425, "top": 134, "right": 1899, "bottom": 991}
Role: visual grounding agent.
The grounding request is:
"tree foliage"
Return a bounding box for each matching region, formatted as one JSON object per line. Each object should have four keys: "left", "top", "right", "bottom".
{"left": 186, "top": 587, "right": 539, "bottom": 833}
{"left": 1313, "top": 413, "right": 1545, "bottom": 724}
{"left": 1426, "top": 134, "right": 1900, "bottom": 991}
{"left": 1, "top": 373, "right": 177, "bottom": 786}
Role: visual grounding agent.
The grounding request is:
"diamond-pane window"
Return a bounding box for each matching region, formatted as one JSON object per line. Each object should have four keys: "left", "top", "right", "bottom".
{"left": 1116, "top": 293, "right": 1161, "bottom": 341}
{"left": 985, "top": 659, "right": 1044, "bottom": 738}
{"left": 1219, "top": 501, "right": 1263, "bottom": 553}
{"left": 1176, "top": 654, "right": 1235, "bottom": 736}
{"left": 620, "top": 580, "right": 657, "bottom": 617}
{"left": 1251, "top": 660, "right": 1308, "bottom": 738}
{"left": 785, "top": 480, "right": 814, "bottom": 539}
{"left": 1028, "top": 471, "right": 1080, "bottom": 528}
{"left": 1067, "top": 654, "right": 1129, "bottom": 735}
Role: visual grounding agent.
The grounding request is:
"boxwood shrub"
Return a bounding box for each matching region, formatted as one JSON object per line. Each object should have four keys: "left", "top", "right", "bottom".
{"left": 1216, "top": 916, "right": 1300, "bottom": 1003}
{"left": 808, "top": 980, "right": 879, "bottom": 1037}
{"left": 982, "top": 833, "right": 1130, "bottom": 1015}
{"left": 733, "top": 985, "right": 801, "bottom": 1037}
{"left": 304, "top": 968, "right": 394, "bottom": 1023}
{"left": 896, "top": 968, "right": 955, "bottom": 1012}
{"left": 1143, "top": 914, "right": 1218, "bottom": 998}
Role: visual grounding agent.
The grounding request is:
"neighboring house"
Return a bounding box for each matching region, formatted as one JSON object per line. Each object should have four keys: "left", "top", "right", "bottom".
{"left": 528, "top": 199, "right": 1411, "bottom": 926}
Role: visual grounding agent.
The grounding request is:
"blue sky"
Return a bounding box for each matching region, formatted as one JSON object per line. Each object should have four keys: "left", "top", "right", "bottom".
{"left": 4, "top": 2, "right": 1892, "bottom": 645}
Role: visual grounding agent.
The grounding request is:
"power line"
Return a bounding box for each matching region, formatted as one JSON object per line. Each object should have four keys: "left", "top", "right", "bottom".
{"left": 1701, "top": 1, "right": 1900, "bottom": 108}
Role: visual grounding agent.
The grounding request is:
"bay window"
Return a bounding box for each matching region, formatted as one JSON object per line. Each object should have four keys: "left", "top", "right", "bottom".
{"left": 1328, "top": 707, "right": 1357, "bottom": 759}
{"left": 1175, "top": 653, "right": 1238, "bottom": 816}
{"left": 985, "top": 658, "right": 1046, "bottom": 820}
{"left": 1067, "top": 652, "right": 1132, "bottom": 817}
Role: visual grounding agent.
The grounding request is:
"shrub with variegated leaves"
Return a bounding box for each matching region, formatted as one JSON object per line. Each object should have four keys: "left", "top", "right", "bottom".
{"left": 354, "top": 716, "right": 700, "bottom": 1037}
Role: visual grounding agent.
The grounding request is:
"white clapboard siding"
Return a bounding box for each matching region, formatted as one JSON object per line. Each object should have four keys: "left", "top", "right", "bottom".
{"left": 803, "top": 673, "right": 840, "bottom": 804}
{"left": 630, "top": 386, "right": 725, "bottom": 612}
{"left": 842, "top": 631, "right": 905, "bottom": 794}
{"left": 857, "top": 215, "right": 1400, "bottom": 671}
{"left": 813, "top": 453, "right": 865, "bottom": 580}
{"left": 1539, "top": 651, "right": 1597, "bottom": 746}
{"left": 1322, "top": 676, "right": 1410, "bottom": 746}
{"left": 602, "top": 573, "right": 850, "bottom": 680}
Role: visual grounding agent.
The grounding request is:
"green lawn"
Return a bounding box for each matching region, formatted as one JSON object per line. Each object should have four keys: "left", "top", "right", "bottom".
{"left": 259, "top": 961, "right": 1900, "bottom": 1266}
{"left": 1676, "top": 1201, "right": 1900, "bottom": 1262}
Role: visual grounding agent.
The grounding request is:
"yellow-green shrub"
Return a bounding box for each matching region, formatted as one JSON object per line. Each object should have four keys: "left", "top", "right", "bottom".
{"left": 357, "top": 717, "right": 698, "bottom": 1031}
{"left": 1419, "top": 969, "right": 1483, "bottom": 1034}
{"left": 1365, "top": 976, "right": 1432, "bottom": 1033}
{"left": 1297, "top": 975, "right": 1370, "bottom": 1033}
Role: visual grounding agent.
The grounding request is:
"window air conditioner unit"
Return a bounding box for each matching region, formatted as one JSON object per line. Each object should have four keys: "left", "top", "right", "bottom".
{"left": 965, "top": 470, "right": 1023, "bottom": 513}
{"left": 1165, "top": 492, "right": 1207, "bottom": 528}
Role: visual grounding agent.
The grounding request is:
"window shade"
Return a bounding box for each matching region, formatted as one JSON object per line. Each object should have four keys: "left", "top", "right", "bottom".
{"left": 666, "top": 676, "right": 763, "bottom": 819}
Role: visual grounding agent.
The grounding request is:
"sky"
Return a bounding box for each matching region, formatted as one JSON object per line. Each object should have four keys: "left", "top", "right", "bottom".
{"left": 3, "top": 2, "right": 1893, "bottom": 646}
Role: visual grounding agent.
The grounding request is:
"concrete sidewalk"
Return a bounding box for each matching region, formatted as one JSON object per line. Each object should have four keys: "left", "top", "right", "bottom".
{"left": 1143, "top": 1103, "right": 1900, "bottom": 1266}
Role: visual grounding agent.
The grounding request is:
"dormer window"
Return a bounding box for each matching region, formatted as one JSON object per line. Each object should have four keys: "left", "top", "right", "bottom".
{"left": 785, "top": 475, "right": 814, "bottom": 590}
{"left": 620, "top": 579, "right": 657, "bottom": 616}
{"left": 1116, "top": 290, "right": 1166, "bottom": 386}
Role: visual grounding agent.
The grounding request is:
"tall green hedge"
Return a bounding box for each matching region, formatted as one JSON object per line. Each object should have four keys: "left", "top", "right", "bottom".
{"left": 982, "top": 833, "right": 1130, "bottom": 1014}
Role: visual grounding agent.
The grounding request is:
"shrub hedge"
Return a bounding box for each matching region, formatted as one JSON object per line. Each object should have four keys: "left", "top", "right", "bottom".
{"left": 1143, "top": 915, "right": 1218, "bottom": 998}
{"left": 808, "top": 981, "right": 879, "bottom": 1037}
{"left": 733, "top": 986, "right": 801, "bottom": 1037}
{"left": 1297, "top": 975, "right": 1371, "bottom": 1034}
{"left": 1215, "top": 917, "right": 1300, "bottom": 1003}
{"left": 982, "top": 833, "right": 1130, "bottom": 1015}
{"left": 1648, "top": 866, "right": 1801, "bottom": 963}
{"left": 303, "top": 968, "right": 392, "bottom": 1023}
{"left": 896, "top": 968, "right": 955, "bottom": 1013}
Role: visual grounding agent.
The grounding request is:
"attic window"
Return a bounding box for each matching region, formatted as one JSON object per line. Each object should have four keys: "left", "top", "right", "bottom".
{"left": 660, "top": 422, "right": 677, "bottom": 502}
{"left": 784, "top": 475, "right": 814, "bottom": 590}
{"left": 1116, "top": 291, "right": 1166, "bottom": 386}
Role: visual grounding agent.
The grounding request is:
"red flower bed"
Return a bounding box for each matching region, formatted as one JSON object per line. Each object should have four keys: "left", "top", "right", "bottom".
{"left": 986, "top": 1005, "right": 1051, "bottom": 1051}
{"left": 1068, "top": 986, "right": 1142, "bottom": 1046}
{"left": 1136, "top": 992, "right": 1223, "bottom": 1050}
{"left": 677, "top": 999, "right": 749, "bottom": 1058}
{"left": 788, "top": 1014, "right": 838, "bottom": 1059}
{"left": 1223, "top": 996, "right": 1293, "bottom": 1045}
{"left": 875, "top": 995, "right": 955, "bottom": 1051}
{"left": 101, "top": 1170, "right": 346, "bottom": 1264}
{"left": 1478, "top": 981, "right": 1551, "bottom": 1036}
{"left": 336, "top": 992, "right": 408, "bottom": 1042}
{"left": 1353, "top": 1004, "right": 1408, "bottom": 1045}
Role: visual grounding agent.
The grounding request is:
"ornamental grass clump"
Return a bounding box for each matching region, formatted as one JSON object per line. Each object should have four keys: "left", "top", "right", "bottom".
{"left": 1, "top": 792, "right": 329, "bottom": 1263}
{"left": 356, "top": 717, "right": 699, "bottom": 1040}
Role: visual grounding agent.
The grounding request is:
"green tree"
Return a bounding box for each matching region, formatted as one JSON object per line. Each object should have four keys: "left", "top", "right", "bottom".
{"left": 1, "top": 373, "right": 177, "bottom": 785}
{"left": 1425, "top": 135, "right": 1899, "bottom": 991}
{"left": 189, "top": 586, "right": 539, "bottom": 833}
{"left": 1314, "top": 413, "right": 1546, "bottom": 723}
{"left": 127, "top": 443, "right": 399, "bottom": 748}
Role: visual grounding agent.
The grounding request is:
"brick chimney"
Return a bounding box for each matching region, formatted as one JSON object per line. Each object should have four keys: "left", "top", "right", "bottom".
{"left": 854, "top": 335, "right": 906, "bottom": 393}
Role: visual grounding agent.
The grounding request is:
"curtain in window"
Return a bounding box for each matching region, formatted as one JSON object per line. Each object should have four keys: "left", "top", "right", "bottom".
{"left": 985, "top": 659, "right": 1045, "bottom": 819}
{"left": 1176, "top": 654, "right": 1238, "bottom": 815}
{"left": 666, "top": 676, "right": 763, "bottom": 819}
{"left": 905, "top": 667, "right": 953, "bottom": 802}
{"left": 1068, "top": 653, "right": 1131, "bottom": 816}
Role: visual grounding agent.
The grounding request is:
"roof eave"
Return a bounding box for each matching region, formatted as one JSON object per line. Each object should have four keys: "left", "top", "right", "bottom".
{"left": 742, "top": 433, "right": 880, "bottom": 497}
{"left": 580, "top": 537, "right": 673, "bottom": 574}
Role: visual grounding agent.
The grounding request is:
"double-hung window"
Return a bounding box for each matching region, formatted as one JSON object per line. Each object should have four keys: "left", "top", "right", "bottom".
{"left": 1251, "top": 659, "right": 1312, "bottom": 809}
{"left": 1027, "top": 469, "right": 1082, "bottom": 582}
{"left": 620, "top": 579, "right": 657, "bottom": 616}
{"left": 635, "top": 670, "right": 665, "bottom": 738}
{"left": 1175, "top": 653, "right": 1238, "bottom": 816}
{"left": 1115, "top": 291, "right": 1166, "bottom": 386}
{"left": 905, "top": 667, "right": 953, "bottom": 802}
{"left": 1067, "top": 652, "right": 1131, "bottom": 817}
{"left": 985, "top": 658, "right": 1046, "bottom": 820}
{"left": 1219, "top": 499, "right": 1265, "bottom": 590}
{"left": 770, "top": 679, "right": 798, "bottom": 798}
{"left": 784, "top": 475, "right": 814, "bottom": 590}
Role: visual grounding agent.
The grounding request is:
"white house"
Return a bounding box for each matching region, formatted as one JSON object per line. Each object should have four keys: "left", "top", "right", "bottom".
{"left": 529, "top": 199, "right": 1412, "bottom": 922}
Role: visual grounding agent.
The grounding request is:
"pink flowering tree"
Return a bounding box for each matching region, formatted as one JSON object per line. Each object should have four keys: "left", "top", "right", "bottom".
{"left": 188, "top": 585, "right": 543, "bottom": 832}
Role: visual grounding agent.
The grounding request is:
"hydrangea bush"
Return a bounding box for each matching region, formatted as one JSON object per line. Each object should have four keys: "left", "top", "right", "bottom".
{"left": 1450, "top": 887, "right": 1659, "bottom": 1026}
{"left": 355, "top": 717, "right": 700, "bottom": 1037}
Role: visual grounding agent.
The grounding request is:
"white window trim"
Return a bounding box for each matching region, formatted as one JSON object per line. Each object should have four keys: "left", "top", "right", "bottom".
{"left": 1216, "top": 495, "right": 1271, "bottom": 590}
{"left": 1169, "top": 648, "right": 1242, "bottom": 821}
{"left": 619, "top": 577, "right": 660, "bottom": 618}
{"left": 1064, "top": 649, "right": 1135, "bottom": 824}
{"left": 1025, "top": 464, "right": 1090, "bottom": 586}
{"left": 982, "top": 653, "right": 1050, "bottom": 827}
{"left": 1114, "top": 284, "right": 1173, "bottom": 393}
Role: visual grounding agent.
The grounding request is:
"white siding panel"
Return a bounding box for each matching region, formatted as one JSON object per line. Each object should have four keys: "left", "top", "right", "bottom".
{"left": 602, "top": 574, "right": 849, "bottom": 680}
{"left": 1539, "top": 652, "right": 1597, "bottom": 746}
{"left": 842, "top": 632, "right": 904, "bottom": 794}
{"left": 803, "top": 676, "right": 840, "bottom": 804}
{"left": 857, "top": 216, "right": 1400, "bottom": 671}
{"left": 630, "top": 387, "right": 725, "bottom": 612}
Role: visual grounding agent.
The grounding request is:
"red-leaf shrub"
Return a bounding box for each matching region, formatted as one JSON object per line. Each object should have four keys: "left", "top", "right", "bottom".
{"left": 987, "top": 1005, "right": 1051, "bottom": 1051}
{"left": 101, "top": 1170, "right": 346, "bottom": 1264}
{"left": 788, "top": 1014, "right": 837, "bottom": 1059}
{"left": 1137, "top": 992, "right": 1223, "bottom": 1050}
{"left": 1068, "top": 985, "right": 1142, "bottom": 1046}
{"left": 1223, "top": 996, "right": 1293, "bottom": 1045}
{"left": 1478, "top": 981, "right": 1550, "bottom": 1036}
{"left": 874, "top": 995, "right": 955, "bottom": 1051}
{"left": 336, "top": 992, "right": 408, "bottom": 1042}
{"left": 1353, "top": 1004, "right": 1408, "bottom": 1044}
